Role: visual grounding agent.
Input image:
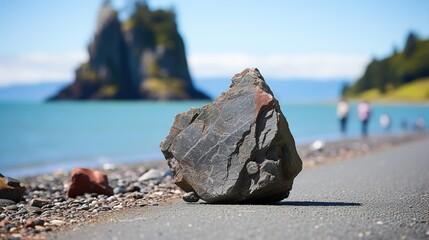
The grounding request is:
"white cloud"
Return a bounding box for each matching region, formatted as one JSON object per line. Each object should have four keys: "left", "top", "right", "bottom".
{"left": 0, "top": 52, "right": 87, "bottom": 87}
{"left": 0, "top": 52, "right": 370, "bottom": 87}
{"left": 189, "top": 53, "right": 370, "bottom": 80}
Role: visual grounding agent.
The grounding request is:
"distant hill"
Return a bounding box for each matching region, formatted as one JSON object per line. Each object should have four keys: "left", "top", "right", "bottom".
{"left": 194, "top": 78, "right": 348, "bottom": 103}
{"left": 50, "top": 2, "right": 209, "bottom": 101}
{"left": 0, "top": 83, "right": 67, "bottom": 101}
{"left": 1, "top": 79, "right": 347, "bottom": 103}
{"left": 345, "top": 32, "right": 429, "bottom": 101}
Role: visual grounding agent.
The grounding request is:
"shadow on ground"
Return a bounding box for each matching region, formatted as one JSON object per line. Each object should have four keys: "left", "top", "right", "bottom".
{"left": 277, "top": 201, "right": 361, "bottom": 206}
{"left": 196, "top": 201, "right": 361, "bottom": 206}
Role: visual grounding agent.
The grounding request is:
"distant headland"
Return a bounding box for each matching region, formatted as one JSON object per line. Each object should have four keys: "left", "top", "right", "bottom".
{"left": 49, "top": 2, "right": 210, "bottom": 100}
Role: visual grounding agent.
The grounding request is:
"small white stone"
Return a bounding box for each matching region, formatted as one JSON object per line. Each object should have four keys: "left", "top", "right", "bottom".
{"left": 310, "top": 140, "right": 326, "bottom": 151}
{"left": 102, "top": 163, "right": 116, "bottom": 170}
{"left": 376, "top": 221, "right": 383, "bottom": 225}
{"left": 107, "top": 196, "right": 117, "bottom": 202}
{"left": 35, "top": 226, "right": 45, "bottom": 231}
{"left": 51, "top": 220, "right": 66, "bottom": 226}
{"left": 138, "top": 169, "right": 163, "bottom": 181}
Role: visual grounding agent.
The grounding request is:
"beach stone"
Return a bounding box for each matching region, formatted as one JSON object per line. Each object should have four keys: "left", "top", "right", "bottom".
{"left": 160, "top": 68, "right": 302, "bottom": 203}
{"left": 182, "top": 192, "right": 199, "bottom": 202}
{"left": 126, "top": 185, "right": 141, "bottom": 193}
{"left": 50, "top": 219, "right": 66, "bottom": 226}
{"left": 0, "top": 199, "right": 16, "bottom": 207}
{"left": 67, "top": 168, "right": 113, "bottom": 198}
{"left": 138, "top": 169, "right": 164, "bottom": 182}
{"left": 5, "top": 205, "right": 18, "bottom": 211}
{"left": 0, "top": 174, "right": 26, "bottom": 202}
{"left": 35, "top": 225, "right": 45, "bottom": 231}
{"left": 113, "top": 186, "right": 126, "bottom": 194}
{"left": 77, "top": 204, "right": 89, "bottom": 211}
{"left": 106, "top": 196, "right": 117, "bottom": 202}
{"left": 29, "top": 198, "right": 50, "bottom": 208}
{"left": 26, "top": 206, "right": 42, "bottom": 215}
{"left": 25, "top": 218, "right": 44, "bottom": 228}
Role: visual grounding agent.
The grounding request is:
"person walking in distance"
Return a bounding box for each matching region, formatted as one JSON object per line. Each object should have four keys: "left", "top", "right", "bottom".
{"left": 358, "top": 101, "right": 371, "bottom": 137}
{"left": 337, "top": 99, "right": 349, "bottom": 135}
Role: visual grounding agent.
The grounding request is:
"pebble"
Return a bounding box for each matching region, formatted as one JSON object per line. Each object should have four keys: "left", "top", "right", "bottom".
{"left": 29, "top": 198, "right": 50, "bottom": 208}
{"left": 77, "top": 204, "right": 90, "bottom": 211}
{"left": 114, "top": 186, "right": 127, "bottom": 194}
{"left": 126, "top": 185, "right": 141, "bottom": 192}
{"left": 0, "top": 199, "right": 16, "bottom": 207}
{"left": 25, "top": 218, "right": 38, "bottom": 228}
{"left": 102, "top": 163, "right": 116, "bottom": 171}
{"left": 26, "top": 206, "right": 42, "bottom": 214}
{"left": 5, "top": 223, "right": 16, "bottom": 230}
{"left": 138, "top": 169, "right": 164, "bottom": 181}
{"left": 35, "top": 225, "right": 45, "bottom": 231}
{"left": 5, "top": 205, "right": 18, "bottom": 212}
{"left": 183, "top": 192, "right": 200, "bottom": 202}
{"left": 33, "top": 218, "right": 45, "bottom": 226}
{"left": 29, "top": 229, "right": 40, "bottom": 235}
{"left": 51, "top": 219, "right": 66, "bottom": 226}
{"left": 107, "top": 196, "right": 117, "bottom": 202}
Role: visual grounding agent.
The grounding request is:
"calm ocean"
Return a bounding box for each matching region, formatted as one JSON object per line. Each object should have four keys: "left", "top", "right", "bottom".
{"left": 1, "top": 101, "right": 428, "bottom": 177}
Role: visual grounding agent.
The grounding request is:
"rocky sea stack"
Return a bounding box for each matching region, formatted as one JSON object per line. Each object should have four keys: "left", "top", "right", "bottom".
{"left": 50, "top": 2, "right": 209, "bottom": 100}
{"left": 161, "top": 68, "right": 302, "bottom": 204}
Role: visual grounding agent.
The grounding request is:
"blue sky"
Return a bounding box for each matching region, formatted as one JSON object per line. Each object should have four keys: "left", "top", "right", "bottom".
{"left": 0, "top": 0, "right": 428, "bottom": 86}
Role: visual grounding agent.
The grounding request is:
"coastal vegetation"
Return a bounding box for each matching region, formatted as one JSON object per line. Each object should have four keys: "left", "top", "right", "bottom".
{"left": 344, "top": 32, "right": 429, "bottom": 101}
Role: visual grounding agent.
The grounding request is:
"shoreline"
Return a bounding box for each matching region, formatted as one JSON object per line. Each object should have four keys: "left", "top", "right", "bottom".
{"left": 0, "top": 132, "right": 428, "bottom": 239}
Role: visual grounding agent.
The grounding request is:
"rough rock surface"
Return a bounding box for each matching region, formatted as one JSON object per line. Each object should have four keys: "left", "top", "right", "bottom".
{"left": 67, "top": 168, "right": 113, "bottom": 198}
{"left": 0, "top": 174, "right": 26, "bottom": 202}
{"left": 161, "top": 68, "right": 302, "bottom": 203}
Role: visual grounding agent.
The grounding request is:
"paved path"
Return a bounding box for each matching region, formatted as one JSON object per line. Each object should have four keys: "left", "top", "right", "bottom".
{"left": 55, "top": 138, "right": 429, "bottom": 240}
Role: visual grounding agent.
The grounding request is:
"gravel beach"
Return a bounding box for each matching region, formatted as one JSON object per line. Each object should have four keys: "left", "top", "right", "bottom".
{"left": 0, "top": 132, "right": 427, "bottom": 240}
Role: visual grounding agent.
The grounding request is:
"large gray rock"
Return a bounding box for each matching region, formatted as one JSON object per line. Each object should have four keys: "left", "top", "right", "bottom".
{"left": 160, "top": 68, "right": 302, "bottom": 203}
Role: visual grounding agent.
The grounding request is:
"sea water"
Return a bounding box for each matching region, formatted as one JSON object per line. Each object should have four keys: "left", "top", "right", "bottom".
{"left": 1, "top": 101, "right": 428, "bottom": 177}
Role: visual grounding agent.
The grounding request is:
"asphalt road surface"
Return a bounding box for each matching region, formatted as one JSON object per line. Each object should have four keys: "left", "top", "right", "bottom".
{"left": 55, "top": 137, "right": 429, "bottom": 240}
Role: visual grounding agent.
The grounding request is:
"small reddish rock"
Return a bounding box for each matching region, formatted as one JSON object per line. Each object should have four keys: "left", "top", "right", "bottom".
{"left": 67, "top": 168, "right": 113, "bottom": 198}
